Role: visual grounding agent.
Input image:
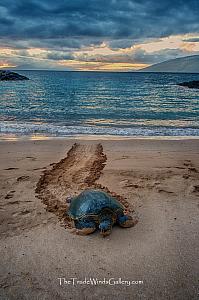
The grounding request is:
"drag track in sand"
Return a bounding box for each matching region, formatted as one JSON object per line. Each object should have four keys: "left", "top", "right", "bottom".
{"left": 35, "top": 143, "right": 132, "bottom": 228}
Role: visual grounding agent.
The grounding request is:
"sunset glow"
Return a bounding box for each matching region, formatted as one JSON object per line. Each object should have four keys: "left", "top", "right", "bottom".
{"left": 0, "top": 1, "right": 198, "bottom": 71}
{"left": 0, "top": 62, "right": 17, "bottom": 69}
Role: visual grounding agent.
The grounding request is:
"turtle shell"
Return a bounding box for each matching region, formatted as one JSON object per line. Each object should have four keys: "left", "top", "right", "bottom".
{"left": 68, "top": 189, "right": 124, "bottom": 220}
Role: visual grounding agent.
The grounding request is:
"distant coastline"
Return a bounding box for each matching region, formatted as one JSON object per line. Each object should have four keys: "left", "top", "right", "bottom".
{"left": 139, "top": 55, "right": 199, "bottom": 73}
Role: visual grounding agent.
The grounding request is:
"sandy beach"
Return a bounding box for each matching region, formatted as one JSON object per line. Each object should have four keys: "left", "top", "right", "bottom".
{"left": 0, "top": 137, "right": 199, "bottom": 300}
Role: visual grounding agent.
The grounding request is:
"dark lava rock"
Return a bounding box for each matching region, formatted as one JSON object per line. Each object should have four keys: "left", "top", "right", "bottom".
{"left": 0, "top": 70, "right": 29, "bottom": 81}
{"left": 178, "top": 80, "right": 199, "bottom": 89}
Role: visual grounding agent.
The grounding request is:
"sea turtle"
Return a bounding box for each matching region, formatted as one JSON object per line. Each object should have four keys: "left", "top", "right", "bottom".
{"left": 67, "top": 189, "right": 138, "bottom": 237}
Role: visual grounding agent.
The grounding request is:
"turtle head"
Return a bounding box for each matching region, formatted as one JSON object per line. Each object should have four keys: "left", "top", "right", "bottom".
{"left": 99, "top": 218, "right": 112, "bottom": 237}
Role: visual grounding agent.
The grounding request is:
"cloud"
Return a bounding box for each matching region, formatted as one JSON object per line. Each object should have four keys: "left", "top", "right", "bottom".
{"left": 0, "top": 0, "right": 199, "bottom": 70}
{"left": 46, "top": 51, "right": 74, "bottom": 61}
{"left": 75, "top": 47, "right": 191, "bottom": 65}
{"left": 183, "top": 37, "right": 199, "bottom": 42}
{"left": 0, "top": 0, "right": 199, "bottom": 41}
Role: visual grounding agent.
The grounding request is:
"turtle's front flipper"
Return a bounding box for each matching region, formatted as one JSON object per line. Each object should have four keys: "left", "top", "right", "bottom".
{"left": 117, "top": 214, "right": 138, "bottom": 228}
{"left": 74, "top": 219, "right": 96, "bottom": 235}
{"left": 76, "top": 227, "right": 96, "bottom": 235}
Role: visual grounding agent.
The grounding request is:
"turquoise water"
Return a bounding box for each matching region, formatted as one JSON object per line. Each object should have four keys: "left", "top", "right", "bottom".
{"left": 0, "top": 70, "right": 199, "bottom": 137}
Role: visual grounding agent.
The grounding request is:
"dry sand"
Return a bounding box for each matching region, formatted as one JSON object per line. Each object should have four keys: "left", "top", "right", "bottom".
{"left": 0, "top": 137, "right": 199, "bottom": 300}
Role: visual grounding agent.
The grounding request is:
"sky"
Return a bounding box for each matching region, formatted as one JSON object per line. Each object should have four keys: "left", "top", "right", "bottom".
{"left": 0, "top": 0, "right": 199, "bottom": 71}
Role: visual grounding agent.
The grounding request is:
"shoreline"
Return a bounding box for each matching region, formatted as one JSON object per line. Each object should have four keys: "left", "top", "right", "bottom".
{"left": 1, "top": 133, "right": 199, "bottom": 142}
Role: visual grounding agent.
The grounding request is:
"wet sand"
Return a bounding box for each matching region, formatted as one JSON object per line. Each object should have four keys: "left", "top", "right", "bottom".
{"left": 0, "top": 138, "right": 199, "bottom": 299}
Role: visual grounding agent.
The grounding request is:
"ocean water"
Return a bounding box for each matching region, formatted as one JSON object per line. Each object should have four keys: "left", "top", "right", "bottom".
{"left": 0, "top": 70, "right": 199, "bottom": 138}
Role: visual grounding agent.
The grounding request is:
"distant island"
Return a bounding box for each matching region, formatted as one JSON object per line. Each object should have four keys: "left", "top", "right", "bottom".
{"left": 177, "top": 80, "right": 199, "bottom": 89}
{"left": 139, "top": 55, "right": 199, "bottom": 73}
{"left": 0, "top": 70, "right": 29, "bottom": 81}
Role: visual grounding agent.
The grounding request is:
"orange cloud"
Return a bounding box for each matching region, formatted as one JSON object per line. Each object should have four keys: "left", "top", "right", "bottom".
{"left": 1, "top": 33, "right": 199, "bottom": 71}
{"left": 0, "top": 61, "right": 16, "bottom": 68}
{"left": 180, "top": 42, "right": 197, "bottom": 52}
{"left": 58, "top": 60, "right": 148, "bottom": 71}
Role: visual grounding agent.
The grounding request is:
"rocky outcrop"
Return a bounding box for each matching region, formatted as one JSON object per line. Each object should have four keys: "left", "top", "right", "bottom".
{"left": 0, "top": 70, "right": 29, "bottom": 81}
{"left": 178, "top": 81, "right": 199, "bottom": 89}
